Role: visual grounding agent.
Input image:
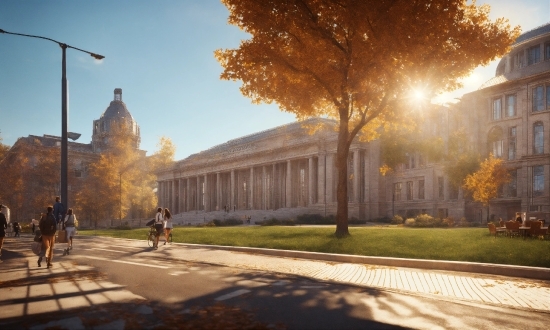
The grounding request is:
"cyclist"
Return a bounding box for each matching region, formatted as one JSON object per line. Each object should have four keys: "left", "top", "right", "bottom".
{"left": 163, "top": 208, "right": 173, "bottom": 245}
{"left": 153, "top": 207, "right": 164, "bottom": 249}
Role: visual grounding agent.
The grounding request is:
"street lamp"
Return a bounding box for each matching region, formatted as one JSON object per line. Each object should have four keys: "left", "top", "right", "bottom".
{"left": 1, "top": 29, "right": 104, "bottom": 214}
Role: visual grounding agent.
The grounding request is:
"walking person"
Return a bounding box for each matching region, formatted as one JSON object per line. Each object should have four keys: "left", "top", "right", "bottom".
{"left": 153, "top": 207, "right": 164, "bottom": 249}
{"left": 0, "top": 205, "right": 8, "bottom": 262}
{"left": 163, "top": 208, "right": 173, "bottom": 245}
{"left": 38, "top": 206, "right": 57, "bottom": 268}
{"left": 53, "top": 196, "right": 65, "bottom": 225}
{"left": 63, "top": 208, "right": 77, "bottom": 255}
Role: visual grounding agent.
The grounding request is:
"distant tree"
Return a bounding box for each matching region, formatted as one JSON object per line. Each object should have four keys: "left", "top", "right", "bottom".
{"left": 463, "top": 154, "right": 510, "bottom": 223}
{"left": 444, "top": 129, "right": 481, "bottom": 190}
{"left": 0, "top": 131, "right": 10, "bottom": 162}
{"left": 216, "top": 0, "right": 519, "bottom": 237}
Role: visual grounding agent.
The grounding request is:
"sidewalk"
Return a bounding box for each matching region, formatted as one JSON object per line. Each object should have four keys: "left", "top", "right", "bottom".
{"left": 1, "top": 234, "right": 549, "bottom": 329}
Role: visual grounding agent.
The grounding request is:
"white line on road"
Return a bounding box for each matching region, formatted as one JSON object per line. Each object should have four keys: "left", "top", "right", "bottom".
{"left": 83, "top": 256, "right": 169, "bottom": 269}
{"left": 215, "top": 289, "right": 251, "bottom": 301}
{"left": 86, "top": 247, "right": 140, "bottom": 253}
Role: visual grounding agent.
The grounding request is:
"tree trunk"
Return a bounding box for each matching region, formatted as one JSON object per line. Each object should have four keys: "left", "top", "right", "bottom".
{"left": 335, "top": 117, "right": 350, "bottom": 238}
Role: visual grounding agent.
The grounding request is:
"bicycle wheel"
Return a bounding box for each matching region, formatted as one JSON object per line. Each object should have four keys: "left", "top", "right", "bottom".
{"left": 147, "top": 233, "right": 154, "bottom": 247}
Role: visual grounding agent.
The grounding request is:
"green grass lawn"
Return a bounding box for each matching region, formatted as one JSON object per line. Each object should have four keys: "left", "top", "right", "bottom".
{"left": 79, "top": 226, "right": 550, "bottom": 268}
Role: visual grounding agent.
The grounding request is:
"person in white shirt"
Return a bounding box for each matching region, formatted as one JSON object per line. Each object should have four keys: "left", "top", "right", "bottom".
{"left": 163, "top": 208, "right": 173, "bottom": 245}
{"left": 63, "top": 208, "right": 77, "bottom": 254}
{"left": 153, "top": 207, "right": 164, "bottom": 249}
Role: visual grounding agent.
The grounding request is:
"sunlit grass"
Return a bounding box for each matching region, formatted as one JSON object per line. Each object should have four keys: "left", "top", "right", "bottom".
{"left": 79, "top": 226, "right": 550, "bottom": 268}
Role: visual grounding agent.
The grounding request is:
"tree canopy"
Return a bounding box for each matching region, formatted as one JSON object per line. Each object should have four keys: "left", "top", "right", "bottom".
{"left": 216, "top": 0, "right": 520, "bottom": 236}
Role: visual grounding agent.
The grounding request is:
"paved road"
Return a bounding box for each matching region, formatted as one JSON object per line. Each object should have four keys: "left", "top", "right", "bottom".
{"left": 1, "top": 234, "right": 549, "bottom": 329}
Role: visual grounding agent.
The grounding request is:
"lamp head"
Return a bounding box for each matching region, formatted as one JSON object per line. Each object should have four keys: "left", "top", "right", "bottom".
{"left": 91, "top": 53, "right": 105, "bottom": 60}
{"left": 67, "top": 132, "right": 81, "bottom": 141}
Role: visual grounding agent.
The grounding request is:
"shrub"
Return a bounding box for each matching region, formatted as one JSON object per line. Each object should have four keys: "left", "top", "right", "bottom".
{"left": 296, "top": 214, "right": 327, "bottom": 224}
{"left": 371, "top": 217, "right": 392, "bottom": 223}
{"left": 348, "top": 217, "right": 366, "bottom": 225}
{"left": 391, "top": 215, "right": 403, "bottom": 225}
{"left": 113, "top": 222, "right": 132, "bottom": 230}
{"left": 212, "top": 218, "right": 243, "bottom": 227}
{"left": 404, "top": 218, "right": 415, "bottom": 226}
{"left": 258, "top": 218, "right": 296, "bottom": 226}
{"left": 442, "top": 217, "right": 455, "bottom": 227}
{"left": 414, "top": 214, "right": 436, "bottom": 227}
{"left": 458, "top": 217, "right": 474, "bottom": 227}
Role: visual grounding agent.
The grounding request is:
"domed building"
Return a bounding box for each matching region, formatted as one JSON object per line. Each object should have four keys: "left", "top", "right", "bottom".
{"left": 92, "top": 88, "right": 141, "bottom": 152}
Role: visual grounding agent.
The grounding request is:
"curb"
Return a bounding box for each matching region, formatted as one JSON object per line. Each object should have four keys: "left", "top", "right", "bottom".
{"left": 180, "top": 243, "right": 550, "bottom": 281}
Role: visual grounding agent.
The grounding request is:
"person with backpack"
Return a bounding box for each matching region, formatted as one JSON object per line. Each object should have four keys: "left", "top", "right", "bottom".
{"left": 63, "top": 208, "right": 77, "bottom": 254}
{"left": 38, "top": 206, "right": 57, "bottom": 268}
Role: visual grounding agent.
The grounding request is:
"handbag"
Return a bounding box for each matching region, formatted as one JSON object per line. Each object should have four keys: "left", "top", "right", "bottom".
{"left": 31, "top": 241, "right": 42, "bottom": 255}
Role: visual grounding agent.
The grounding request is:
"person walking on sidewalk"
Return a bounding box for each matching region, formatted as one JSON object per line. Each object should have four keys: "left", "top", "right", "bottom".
{"left": 153, "top": 207, "right": 164, "bottom": 249}
{"left": 163, "top": 208, "right": 173, "bottom": 245}
{"left": 0, "top": 205, "right": 7, "bottom": 262}
{"left": 53, "top": 196, "right": 65, "bottom": 225}
{"left": 63, "top": 208, "right": 77, "bottom": 254}
{"left": 38, "top": 206, "right": 57, "bottom": 268}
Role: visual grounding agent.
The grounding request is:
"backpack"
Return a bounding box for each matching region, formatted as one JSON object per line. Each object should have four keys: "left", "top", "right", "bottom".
{"left": 65, "top": 215, "right": 75, "bottom": 227}
{"left": 41, "top": 213, "right": 57, "bottom": 236}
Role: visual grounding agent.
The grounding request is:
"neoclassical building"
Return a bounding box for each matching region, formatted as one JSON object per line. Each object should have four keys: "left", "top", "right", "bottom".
{"left": 156, "top": 118, "right": 385, "bottom": 221}
{"left": 158, "top": 23, "right": 550, "bottom": 224}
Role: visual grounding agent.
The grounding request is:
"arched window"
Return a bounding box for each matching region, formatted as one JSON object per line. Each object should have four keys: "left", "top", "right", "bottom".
{"left": 533, "top": 122, "right": 544, "bottom": 154}
{"left": 488, "top": 127, "right": 504, "bottom": 158}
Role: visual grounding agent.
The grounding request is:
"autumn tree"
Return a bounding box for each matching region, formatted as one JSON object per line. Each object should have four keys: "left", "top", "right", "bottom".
{"left": 216, "top": 0, "right": 520, "bottom": 236}
{"left": 463, "top": 154, "right": 510, "bottom": 223}
{"left": 75, "top": 125, "right": 176, "bottom": 226}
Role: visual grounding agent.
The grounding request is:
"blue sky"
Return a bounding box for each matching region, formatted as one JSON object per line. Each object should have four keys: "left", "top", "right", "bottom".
{"left": 1, "top": 0, "right": 549, "bottom": 160}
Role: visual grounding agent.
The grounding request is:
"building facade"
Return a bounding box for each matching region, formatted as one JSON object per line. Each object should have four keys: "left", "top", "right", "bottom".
{"left": 0, "top": 88, "right": 141, "bottom": 221}
{"left": 158, "top": 23, "right": 550, "bottom": 224}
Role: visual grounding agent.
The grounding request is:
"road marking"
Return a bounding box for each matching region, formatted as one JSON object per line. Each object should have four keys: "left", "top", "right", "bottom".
{"left": 83, "top": 256, "right": 169, "bottom": 269}
{"left": 87, "top": 248, "right": 131, "bottom": 253}
{"left": 215, "top": 289, "right": 251, "bottom": 301}
{"left": 169, "top": 271, "right": 189, "bottom": 276}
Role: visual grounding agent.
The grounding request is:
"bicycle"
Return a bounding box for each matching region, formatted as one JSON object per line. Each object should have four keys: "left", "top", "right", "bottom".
{"left": 147, "top": 225, "right": 157, "bottom": 247}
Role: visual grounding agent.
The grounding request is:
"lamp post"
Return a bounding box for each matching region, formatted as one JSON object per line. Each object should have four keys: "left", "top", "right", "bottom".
{"left": 1, "top": 29, "right": 104, "bottom": 214}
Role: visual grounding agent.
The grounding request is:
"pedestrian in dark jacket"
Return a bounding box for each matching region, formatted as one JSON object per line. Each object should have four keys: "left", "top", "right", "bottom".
{"left": 38, "top": 206, "right": 57, "bottom": 268}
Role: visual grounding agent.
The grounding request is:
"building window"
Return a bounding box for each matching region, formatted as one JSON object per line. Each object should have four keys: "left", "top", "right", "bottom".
{"left": 505, "top": 94, "right": 516, "bottom": 117}
{"left": 406, "top": 181, "right": 413, "bottom": 200}
{"left": 546, "top": 42, "right": 550, "bottom": 60}
{"left": 488, "top": 127, "right": 504, "bottom": 158}
{"left": 533, "top": 165, "right": 544, "bottom": 196}
{"left": 528, "top": 45, "right": 541, "bottom": 65}
{"left": 410, "top": 154, "right": 416, "bottom": 169}
{"left": 419, "top": 154, "right": 425, "bottom": 167}
{"left": 534, "top": 122, "right": 544, "bottom": 154}
{"left": 393, "top": 182, "right": 402, "bottom": 201}
{"left": 492, "top": 98, "right": 502, "bottom": 120}
{"left": 449, "top": 185, "right": 459, "bottom": 200}
{"left": 533, "top": 86, "right": 545, "bottom": 112}
{"left": 438, "top": 176, "right": 444, "bottom": 199}
{"left": 509, "top": 169, "right": 517, "bottom": 197}
{"left": 418, "top": 180, "right": 425, "bottom": 200}
{"left": 508, "top": 126, "right": 516, "bottom": 160}
{"left": 74, "top": 170, "right": 82, "bottom": 178}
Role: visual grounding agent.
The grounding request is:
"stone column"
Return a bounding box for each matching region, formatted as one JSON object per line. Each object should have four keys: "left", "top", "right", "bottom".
{"left": 353, "top": 149, "right": 360, "bottom": 203}
{"left": 196, "top": 176, "right": 200, "bottom": 211}
{"left": 216, "top": 172, "right": 221, "bottom": 211}
{"left": 178, "top": 178, "right": 183, "bottom": 214}
{"left": 262, "top": 166, "right": 267, "bottom": 210}
{"left": 250, "top": 167, "right": 254, "bottom": 209}
{"left": 308, "top": 157, "right": 314, "bottom": 205}
{"left": 230, "top": 170, "right": 235, "bottom": 210}
{"left": 172, "top": 179, "right": 177, "bottom": 212}
{"left": 186, "top": 179, "right": 191, "bottom": 212}
{"left": 326, "top": 154, "right": 334, "bottom": 203}
{"left": 286, "top": 160, "right": 292, "bottom": 208}
{"left": 204, "top": 174, "right": 209, "bottom": 212}
{"left": 318, "top": 153, "right": 326, "bottom": 204}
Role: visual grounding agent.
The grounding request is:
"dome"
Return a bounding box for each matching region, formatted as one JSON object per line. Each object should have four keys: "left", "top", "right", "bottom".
{"left": 480, "top": 22, "right": 550, "bottom": 90}
{"left": 100, "top": 88, "right": 134, "bottom": 122}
